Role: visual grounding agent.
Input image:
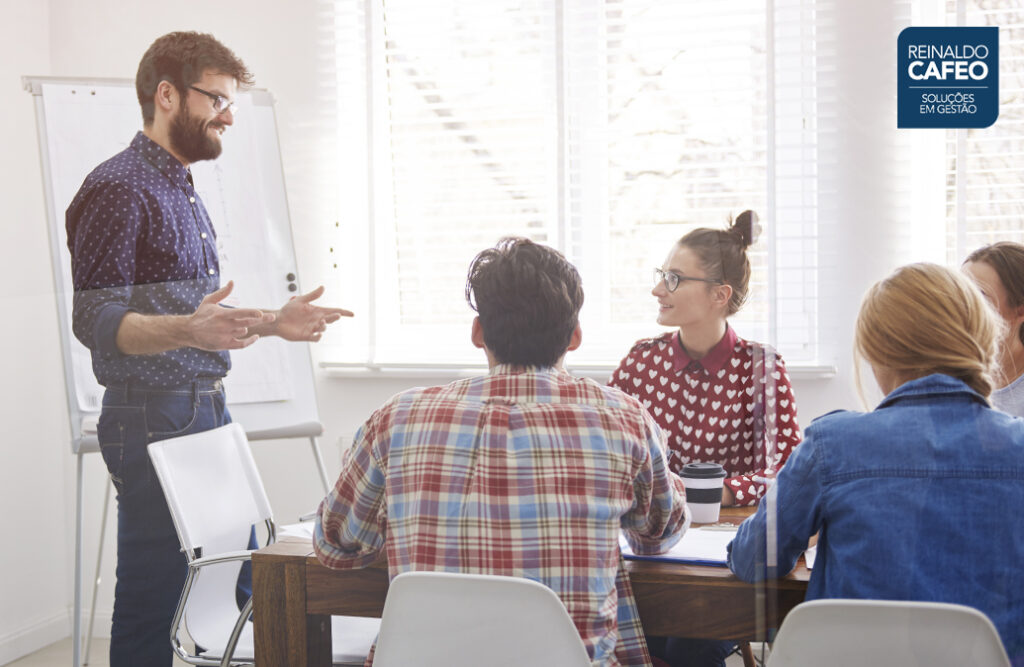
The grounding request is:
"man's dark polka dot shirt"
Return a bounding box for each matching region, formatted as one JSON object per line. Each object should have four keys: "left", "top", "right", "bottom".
{"left": 66, "top": 132, "right": 230, "bottom": 388}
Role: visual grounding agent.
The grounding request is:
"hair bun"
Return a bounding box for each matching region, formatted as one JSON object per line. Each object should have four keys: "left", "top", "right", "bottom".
{"left": 729, "top": 210, "right": 759, "bottom": 248}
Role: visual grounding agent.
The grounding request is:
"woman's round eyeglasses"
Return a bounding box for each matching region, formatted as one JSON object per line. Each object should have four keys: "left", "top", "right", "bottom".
{"left": 653, "top": 267, "right": 722, "bottom": 293}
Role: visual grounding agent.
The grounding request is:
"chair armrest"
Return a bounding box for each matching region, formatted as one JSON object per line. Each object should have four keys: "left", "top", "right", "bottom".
{"left": 171, "top": 549, "right": 257, "bottom": 667}
{"left": 187, "top": 549, "right": 254, "bottom": 568}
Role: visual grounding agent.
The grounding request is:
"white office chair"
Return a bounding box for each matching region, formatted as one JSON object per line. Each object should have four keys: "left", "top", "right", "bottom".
{"left": 148, "top": 423, "right": 379, "bottom": 667}
{"left": 372, "top": 571, "right": 592, "bottom": 667}
{"left": 766, "top": 598, "right": 1011, "bottom": 667}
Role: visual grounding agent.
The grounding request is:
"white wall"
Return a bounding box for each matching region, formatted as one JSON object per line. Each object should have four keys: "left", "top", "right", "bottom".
{"left": 0, "top": 0, "right": 916, "bottom": 662}
{"left": 0, "top": 0, "right": 77, "bottom": 662}
{"left": 2, "top": 0, "right": 349, "bottom": 660}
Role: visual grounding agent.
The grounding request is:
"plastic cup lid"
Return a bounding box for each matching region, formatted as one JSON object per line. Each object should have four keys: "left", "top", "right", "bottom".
{"left": 681, "top": 462, "right": 727, "bottom": 478}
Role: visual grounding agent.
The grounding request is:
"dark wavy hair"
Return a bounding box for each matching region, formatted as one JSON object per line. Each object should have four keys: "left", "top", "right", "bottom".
{"left": 965, "top": 241, "right": 1024, "bottom": 346}
{"left": 677, "top": 210, "right": 759, "bottom": 316}
{"left": 135, "top": 31, "right": 253, "bottom": 125}
{"left": 465, "top": 237, "right": 584, "bottom": 367}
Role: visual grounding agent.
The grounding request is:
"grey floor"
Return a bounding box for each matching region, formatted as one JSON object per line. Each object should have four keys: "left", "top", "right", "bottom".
{"left": 8, "top": 636, "right": 755, "bottom": 666}
{"left": 5, "top": 638, "right": 190, "bottom": 667}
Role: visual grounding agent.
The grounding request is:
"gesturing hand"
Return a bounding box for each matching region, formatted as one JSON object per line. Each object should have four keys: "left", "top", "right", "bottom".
{"left": 187, "top": 281, "right": 276, "bottom": 351}
{"left": 274, "top": 285, "right": 354, "bottom": 342}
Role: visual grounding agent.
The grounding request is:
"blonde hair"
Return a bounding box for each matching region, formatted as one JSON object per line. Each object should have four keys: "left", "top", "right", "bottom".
{"left": 854, "top": 263, "right": 1002, "bottom": 398}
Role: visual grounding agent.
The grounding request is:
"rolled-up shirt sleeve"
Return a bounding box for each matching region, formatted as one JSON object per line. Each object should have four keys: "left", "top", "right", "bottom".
{"left": 621, "top": 411, "right": 690, "bottom": 555}
{"left": 68, "top": 182, "right": 144, "bottom": 356}
{"left": 314, "top": 412, "right": 389, "bottom": 569}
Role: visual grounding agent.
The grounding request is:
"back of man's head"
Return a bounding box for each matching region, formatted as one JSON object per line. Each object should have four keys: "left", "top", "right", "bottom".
{"left": 465, "top": 237, "right": 584, "bottom": 367}
{"left": 135, "top": 31, "right": 253, "bottom": 125}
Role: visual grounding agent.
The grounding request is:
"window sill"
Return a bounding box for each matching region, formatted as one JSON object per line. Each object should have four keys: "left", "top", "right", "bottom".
{"left": 320, "top": 362, "right": 837, "bottom": 382}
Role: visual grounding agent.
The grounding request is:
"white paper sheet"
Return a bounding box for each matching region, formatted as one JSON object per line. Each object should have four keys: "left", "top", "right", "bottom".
{"left": 620, "top": 527, "right": 737, "bottom": 565}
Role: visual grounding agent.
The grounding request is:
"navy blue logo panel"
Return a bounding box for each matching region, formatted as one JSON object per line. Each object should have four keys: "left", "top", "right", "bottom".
{"left": 897, "top": 27, "right": 998, "bottom": 129}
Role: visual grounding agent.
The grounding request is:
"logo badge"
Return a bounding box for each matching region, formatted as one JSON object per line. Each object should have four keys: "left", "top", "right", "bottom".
{"left": 897, "top": 27, "right": 998, "bottom": 128}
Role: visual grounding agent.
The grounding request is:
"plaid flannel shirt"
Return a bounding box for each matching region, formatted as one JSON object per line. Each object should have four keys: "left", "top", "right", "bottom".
{"left": 315, "top": 365, "right": 690, "bottom": 666}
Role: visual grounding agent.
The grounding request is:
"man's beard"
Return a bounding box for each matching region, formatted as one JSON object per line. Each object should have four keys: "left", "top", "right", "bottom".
{"left": 169, "top": 101, "right": 224, "bottom": 163}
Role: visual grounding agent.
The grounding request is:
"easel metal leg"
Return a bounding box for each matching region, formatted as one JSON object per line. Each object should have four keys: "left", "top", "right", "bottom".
{"left": 83, "top": 477, "right": 111, "bottom": 665}
{"left": 74, "top": 452, "right": 83, "bottom": 667}
{"left": 309, "top": 436, "right": 331, "bottom": 495}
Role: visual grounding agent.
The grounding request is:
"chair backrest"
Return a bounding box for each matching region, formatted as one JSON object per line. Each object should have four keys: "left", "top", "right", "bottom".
{"left": 372, "top": 571, "right": 592, "bottom": 667}
{"left": 766, "top": 599, "right": 1011, "bottom": 667}
{"left": 148, "top": 423, "right": 274, "bottom": 656}
{"left": 149, "top": 422, "right": 273, "bottom": 557}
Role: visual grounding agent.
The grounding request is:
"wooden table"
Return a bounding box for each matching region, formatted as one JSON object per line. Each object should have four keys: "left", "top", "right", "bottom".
{"left": 252, "top": 507, "right": 809, "bottom": 666}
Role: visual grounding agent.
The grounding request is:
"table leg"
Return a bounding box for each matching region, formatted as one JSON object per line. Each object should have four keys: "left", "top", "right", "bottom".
{"left": 254, "top": 554, "right": 332, "bottom": 666}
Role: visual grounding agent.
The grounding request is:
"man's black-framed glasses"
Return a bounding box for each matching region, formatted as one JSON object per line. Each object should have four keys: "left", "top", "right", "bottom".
{"left": 654, "top": 267, "right": 722, "bottom": 292}
{"left": 189, "top": 86, "right": 238, "bottom": 116}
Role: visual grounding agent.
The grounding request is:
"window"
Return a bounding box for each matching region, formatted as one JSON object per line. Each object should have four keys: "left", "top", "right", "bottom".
{"left": 326, "top": 0, "right": 821, "bottom": 370}
{"left": 946, "top": 0, "right": 1024, "bottom": 260}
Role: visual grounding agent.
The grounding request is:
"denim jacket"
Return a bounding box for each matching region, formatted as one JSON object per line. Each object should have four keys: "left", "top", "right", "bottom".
{"left": 727, "top": 374, "right": 1024, "bottom": 661}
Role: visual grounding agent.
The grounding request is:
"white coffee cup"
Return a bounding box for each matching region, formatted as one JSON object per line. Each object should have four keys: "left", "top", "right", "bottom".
{"left": 680, "top": 462, "right": 727, "bottom": 524}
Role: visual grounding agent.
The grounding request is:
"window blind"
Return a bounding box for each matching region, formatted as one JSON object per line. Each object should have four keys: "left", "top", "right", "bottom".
{"left": 947, "top": 0, "right": 1024, "bottom": 261}
{"left": 327, "top": 0, "right": 824, "bottom": 368}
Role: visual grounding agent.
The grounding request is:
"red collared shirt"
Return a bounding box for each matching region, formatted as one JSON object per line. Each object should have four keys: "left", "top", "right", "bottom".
{"left": 610, "top": 328, "right": 802, "bottom": 505}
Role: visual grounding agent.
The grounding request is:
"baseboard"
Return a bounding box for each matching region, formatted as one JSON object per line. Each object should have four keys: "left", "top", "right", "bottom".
{"left": 75, "top": 610, "right": 113, "bottom": 641}
{"left": 0, "top": 610, "right": 113, "bottom": 666}
{"left": 0, "top": 612, "right": 68, "bottom": 665}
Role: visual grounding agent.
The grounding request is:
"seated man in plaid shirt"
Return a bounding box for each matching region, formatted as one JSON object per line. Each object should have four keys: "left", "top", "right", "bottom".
{"left": 315, "top": 237, "right": 690, "bottom": 666}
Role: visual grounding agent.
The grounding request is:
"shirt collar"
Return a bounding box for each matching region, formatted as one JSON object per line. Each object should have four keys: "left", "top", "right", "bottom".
{"left": 671, "top": 325, "right": 738, "bottom": 375}
{"left": 488, "top": 363, "right": 565, "bottom": 377}
{"left": 876, "top": 373, "right": 990, "bottom": 410}
{"left": 130, "top": 131, "right": 192, "bottom": 189}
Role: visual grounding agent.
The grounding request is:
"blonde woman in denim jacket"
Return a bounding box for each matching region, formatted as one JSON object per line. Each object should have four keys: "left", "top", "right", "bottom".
{"left": 727, "top": 263, "right": 1024, "bottom": 665}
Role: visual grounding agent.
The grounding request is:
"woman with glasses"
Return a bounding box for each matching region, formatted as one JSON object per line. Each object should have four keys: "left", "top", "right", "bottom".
{"left": 963, "top": 241, "right": 1024, "bottom": 418}
{"left": 611, "top": 211, "right": 802, "bottom": 507}
{"left": 609, "top": 211, "right": 803, "bottom": 667}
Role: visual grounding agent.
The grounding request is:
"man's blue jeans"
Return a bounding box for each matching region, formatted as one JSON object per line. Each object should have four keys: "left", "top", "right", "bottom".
{"left": 96, "top": 378, "right": 251, "bottom": 667}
